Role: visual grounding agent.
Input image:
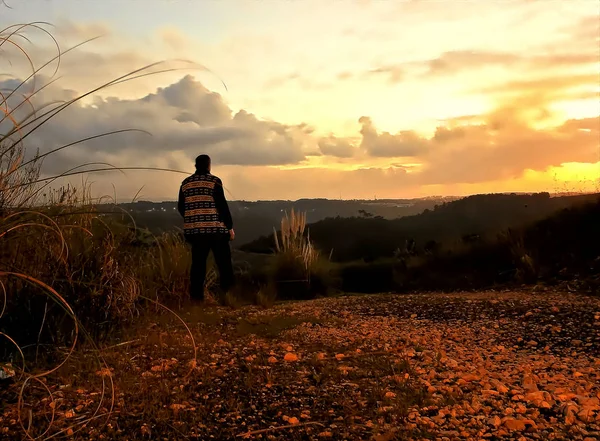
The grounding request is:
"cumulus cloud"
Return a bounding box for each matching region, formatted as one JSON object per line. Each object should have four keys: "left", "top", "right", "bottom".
{"left": 359, "top": 117, "right": 428, "bottom": 158}
{"left": 318, "top": 135, "right": 356, "bottom": 158}
{"left": 2, "top": 75, "right": 312, "bottom": 176}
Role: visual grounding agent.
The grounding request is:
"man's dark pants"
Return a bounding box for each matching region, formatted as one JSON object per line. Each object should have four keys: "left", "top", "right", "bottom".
{"left": 187, "top": 233, "right": 234, "bottom": 301}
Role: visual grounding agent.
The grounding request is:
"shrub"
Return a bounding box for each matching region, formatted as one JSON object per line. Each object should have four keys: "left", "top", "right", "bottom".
{"left": 269, "top": 209, "right": 332, "bottom": 300}
{"left": 0, "top": 190, "right": 195, "bottom": 353}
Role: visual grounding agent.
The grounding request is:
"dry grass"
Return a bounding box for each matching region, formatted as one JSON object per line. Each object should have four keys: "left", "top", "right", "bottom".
{"left": 0, "top": 20, "right": 225, "bottom": 440}
{"left": 269, "top": 209, "right": 331, "bottom": 300}
{"left": 274, "top": 209, "right": 319, "bottom": 272}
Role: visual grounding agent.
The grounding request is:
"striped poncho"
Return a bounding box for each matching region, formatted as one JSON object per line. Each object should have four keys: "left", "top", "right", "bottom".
{"left": 177, "top": 172, "right": 233, "bottom": 236}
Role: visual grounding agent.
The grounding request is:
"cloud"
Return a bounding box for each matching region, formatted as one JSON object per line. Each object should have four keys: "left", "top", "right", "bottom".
{"left": 363, "top": 65, "right": 404, "bottom": 83}
{"left": 425, "top": 50, "right": 520, "bottom": 76}
{"left": 563, "top": 15, "right": 600, "bottom": 47}
{"left": 318, "top": 135, "right": 356, "bottom": 158}
{"left": 480, "top": 73, "right": 599, "bottom": 96}
{"left": 3, "top": 75, "right": 312, "bottom": 177}
{"left": 424, "top": 50, "right": 598, "bottom": 77}
{"left": 2, "top": 68, "right": 597, "bottom": 200}
{"left": 354, "top": 48, "right": 599, "bottom": 85}
{"left": 359, "top": 117, "right": 428, "bottom": 158}
{"left": 158, "top": 26, "right": 188, "bottom": 51}
{"left": 336, "top": 71, "right": 354, "bottom": 81}
{"left": 416, "top": 112, "right": 600, "bottom": 185}
{"left": 53, "top": 20, "right": 113, "bottom": 42}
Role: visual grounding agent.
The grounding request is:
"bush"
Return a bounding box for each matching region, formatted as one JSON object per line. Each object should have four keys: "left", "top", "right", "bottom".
{"left": 0, "top": 193, "right": 194, "bottom": 353}
{"left": 268, "top": 209, "right": 332, "bottom": 300}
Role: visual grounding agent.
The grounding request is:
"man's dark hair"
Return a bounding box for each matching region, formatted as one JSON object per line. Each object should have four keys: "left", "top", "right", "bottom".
{"left": 195, "top": 154, "right": 211, "bottom": 172}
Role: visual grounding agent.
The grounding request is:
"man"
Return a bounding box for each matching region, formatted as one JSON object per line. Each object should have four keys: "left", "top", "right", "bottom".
{"left": 178, "top": 154, "right": 235, "bottom": 303}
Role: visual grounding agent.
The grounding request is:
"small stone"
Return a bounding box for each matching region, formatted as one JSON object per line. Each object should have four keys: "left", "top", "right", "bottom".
{"left": 496, "top": 384, "right": 510, "bottom": 394}
{"left": 284, "top": 353, "right": 299, "bottom": 362}
{"left": 503, "top": 418, "right": 537, "bottom": 431}
{"left": 490, "top": 416, "right": 502, "bottom": 428}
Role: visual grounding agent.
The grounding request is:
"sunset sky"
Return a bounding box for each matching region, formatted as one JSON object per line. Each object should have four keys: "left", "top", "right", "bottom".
{"left": 1, "top": 0, "right": 599, "bottom": 201}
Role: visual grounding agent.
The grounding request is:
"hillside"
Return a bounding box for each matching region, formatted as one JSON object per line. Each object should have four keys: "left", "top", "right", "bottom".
{"left": 110, "top": 197, "right": 456, "bottom": 246}
{"left": 242, "top": 193, "right": 599, "bottom": 262}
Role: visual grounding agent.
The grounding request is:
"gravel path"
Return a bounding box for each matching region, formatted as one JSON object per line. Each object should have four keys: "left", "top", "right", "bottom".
{"left": 2, "top": 291, "right": 599, "bottom": 440}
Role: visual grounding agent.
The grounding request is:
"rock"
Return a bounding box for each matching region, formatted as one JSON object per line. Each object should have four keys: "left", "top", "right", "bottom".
{"left": 522, "top": 378, "right": 539, "bottom": 392}
{"left": 578, "top": 407, "right": 597, "bottom": 423}
{"left": 496, "top": 384, "right": 510, "bottom": 394}
{"left": 503, "top": 418, "right": 537, "bottom": 431}
{"left": 482, "top": 390, "right": 500, "bottom": 398}
{"left": 565, "top": 412, "right": 577, "bottom": 425}
{"left": 284, "top": 353, "right": 299, "bottom": 362}
{"left": 462, "top": 373, "right": 481, "bottom": 382}
{"left": 489, "top": 416, "right": 502, "bottom": 428}
{"left": 525, "top": 391, "right": 554, "bottom": 408}
{"left": 503, "top": 418, "right": 525, "bottom": 431}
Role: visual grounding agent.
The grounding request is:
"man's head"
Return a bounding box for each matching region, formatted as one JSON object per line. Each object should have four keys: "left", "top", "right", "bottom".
{"left": 195, "top": 154, "right": 211, "bottom": 173}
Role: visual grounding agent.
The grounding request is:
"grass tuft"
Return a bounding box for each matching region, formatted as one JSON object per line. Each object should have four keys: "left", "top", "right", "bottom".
{"left": 269, "top": 209, "right": 332, "bottom": 300}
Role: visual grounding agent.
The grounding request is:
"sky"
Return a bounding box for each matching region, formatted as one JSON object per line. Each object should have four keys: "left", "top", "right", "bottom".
{"left": 1, "top": 0, "right": 599, "bottom": 201}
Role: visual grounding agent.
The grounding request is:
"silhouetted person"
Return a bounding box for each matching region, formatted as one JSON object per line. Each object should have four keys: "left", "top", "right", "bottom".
{"left": 178, "top": 155, "right": 235, "bottom": 303}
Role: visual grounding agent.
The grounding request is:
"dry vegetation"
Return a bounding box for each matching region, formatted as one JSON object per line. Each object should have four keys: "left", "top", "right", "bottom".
{"left": 0, "top": 21, "right": 201, "bottom": 440}
{"left": 268, "top": 209, "right": 331, "bottom": 300}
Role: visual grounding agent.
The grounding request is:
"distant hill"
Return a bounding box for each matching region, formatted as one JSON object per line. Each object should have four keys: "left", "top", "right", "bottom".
{"left": 107, "top": 196, "right": 458, "bottom": 246}
{"left": 241, "top": 192, "right": 600, "bottom": 262}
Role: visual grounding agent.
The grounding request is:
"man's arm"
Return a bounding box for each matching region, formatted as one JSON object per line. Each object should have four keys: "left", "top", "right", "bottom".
{"left": 214, "top": 179, "right": 233, "bottom": 230}
{"left": 177, "top": 186, "right": 185, "bottom": 217}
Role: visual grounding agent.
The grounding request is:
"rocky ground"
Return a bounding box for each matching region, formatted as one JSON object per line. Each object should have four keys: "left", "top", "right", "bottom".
{"left": 1, "top": 290, "right": 599, "bottom": 440}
